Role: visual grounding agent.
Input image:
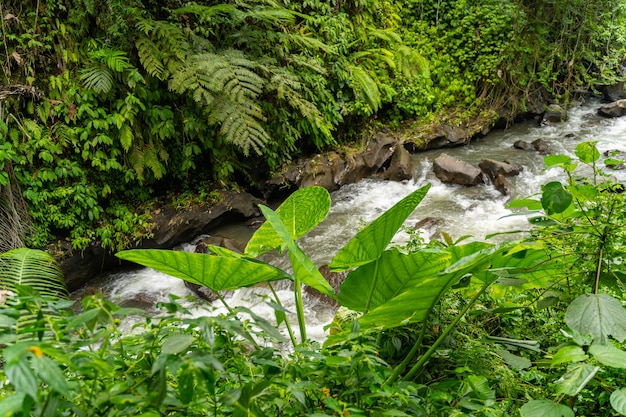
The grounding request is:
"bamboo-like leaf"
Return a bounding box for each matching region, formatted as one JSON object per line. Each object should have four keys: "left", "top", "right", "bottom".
{"left": 116, "top": 249, "right": 290, "bottom": 291}
{"left": 330, "top": 184, "right": 431, "bottom": 271}
{"left": 0, "top": 248, "right": 68, "bottom": 300}
{"left": 257, "top": 205, "right": 335, "bottom": 297}
{"left": 246, "top": 186, "right": 330, "bottom": 257}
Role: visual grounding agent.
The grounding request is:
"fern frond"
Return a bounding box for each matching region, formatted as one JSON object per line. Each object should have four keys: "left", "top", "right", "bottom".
{"left": 175, "top": 4, "right": 241, "bottom": 22}
{"left": 80, "top": 66, "right": 114, "bottom": 94}
{"left": 350, "top": 65, "right": 382, "bottom": 113}
{"left": 135, "top": 37, "right": 166, "bottom": 80}
{"left": 395, "top": 45, "right": 430, "bottom": 78}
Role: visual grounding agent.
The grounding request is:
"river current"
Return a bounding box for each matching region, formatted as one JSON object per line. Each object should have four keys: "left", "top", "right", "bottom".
{"left": 89, "top": 99, "right": 626, "bottom": 342}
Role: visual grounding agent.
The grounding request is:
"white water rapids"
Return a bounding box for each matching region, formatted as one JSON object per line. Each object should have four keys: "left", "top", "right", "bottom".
{"left": 87, "top": 99, "right": 626, "bottom": 342}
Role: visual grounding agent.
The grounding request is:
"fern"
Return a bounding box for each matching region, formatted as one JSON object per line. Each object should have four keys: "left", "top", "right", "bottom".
{"left": 134, "top": 18, "right": 189, "bottom": 80}
{"left": 171, "top": 50, "right": 271, "bottom": 155}
{"left": 80, "top": 66, "right": 114, "bottom": 94}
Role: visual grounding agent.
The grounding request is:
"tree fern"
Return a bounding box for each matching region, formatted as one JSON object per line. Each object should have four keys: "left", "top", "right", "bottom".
{"left": 171, "top": 50, "right": 271, "bottom": 155}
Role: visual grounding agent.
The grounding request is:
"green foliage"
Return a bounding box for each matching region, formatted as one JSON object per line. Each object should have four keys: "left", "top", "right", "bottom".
{"left": 0, "top": 248, "right": 68, "bottom": 300}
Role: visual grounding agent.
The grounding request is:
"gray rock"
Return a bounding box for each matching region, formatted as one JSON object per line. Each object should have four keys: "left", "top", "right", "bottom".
{"left": 598, "top": 99, "right": 626, "bottom": 118}
{"left": 479, "top": 159, "right": 523, "bottom": 180}
{"left": 433, "top": 153, "right": 484, "bottom": 186}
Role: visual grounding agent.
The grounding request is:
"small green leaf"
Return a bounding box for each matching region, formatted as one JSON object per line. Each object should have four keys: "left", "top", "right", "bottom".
{"left": 520, "top": 400, "right": 574, "bottom": 417}
{"left": 541, "top": 182, "right": 572, "bottom": 215}
{"left": 5, "top": 361, "right": 39, "bottom": 401}
{"left": 0, "top": 393, "right": 27, "bottom": 416}
{"left": 574, "top": 141, "right": 600, "bottom": 164}
{"left": 589, "top": 344, "right": 626, "bottom": 368}
{"left": 496, "top": 349, "right": 532, "bottom": 370}
{"left": 544, "top": 154, "right": 573, "bottom": 168}
{"left": 610, "top": 388, "right": 626, "bottom": 415}
{"left": 31, "top": 355, "right": 70, "bottom": 396}
{"left": 555, "top": 362, "right": 599, "bottom": 396}
{"left": 162, "top": 334, "right": 195, "bottom": 355}
{"left": 551, "top": 345, "right": 588, "bottom": 367}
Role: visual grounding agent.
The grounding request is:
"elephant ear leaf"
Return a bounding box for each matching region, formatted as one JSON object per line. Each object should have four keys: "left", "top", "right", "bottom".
{"left": 0, "top": 248, "right": 69, "bottom": 300}
{"left": 245, "top": 186, "right": 331, "bottom": 257}
{"left": 116, "top": 249, "right": 291, "bottom": 291}
{"left": 330, "top": 184, "right": 431, "bottom": 271}
{"left": 258, "top": 205, "right": 335, "bottom": 297}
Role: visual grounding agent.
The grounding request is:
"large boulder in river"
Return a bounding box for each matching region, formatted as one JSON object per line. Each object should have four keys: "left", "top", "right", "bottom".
{"left": 597, "top": 82, "right": 626, "bottom": 102}
{"left": 433, "top": 154, "right": 484, "bottom": 186}
{"left": 383, "top": 143, "right": 414, "bottom": 181}
{"left": 479, "top": 159, "right": 523, "bottom": 180}
{"left": 598, "top": 99, "right": 626, "bottom": 118}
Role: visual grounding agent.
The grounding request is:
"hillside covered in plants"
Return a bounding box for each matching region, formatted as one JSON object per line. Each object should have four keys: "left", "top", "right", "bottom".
{"left": 1, "top": 0, "right": 626, "bottom": 251}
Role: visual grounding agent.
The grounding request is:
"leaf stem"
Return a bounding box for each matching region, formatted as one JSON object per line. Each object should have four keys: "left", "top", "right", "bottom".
{"left": 401, "top": 281, "right": 490, "bottom": 382}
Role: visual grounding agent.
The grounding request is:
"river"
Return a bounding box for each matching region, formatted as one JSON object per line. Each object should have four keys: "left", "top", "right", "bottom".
{"left": 87, "top": 98, "right": 626, "bottom": 342}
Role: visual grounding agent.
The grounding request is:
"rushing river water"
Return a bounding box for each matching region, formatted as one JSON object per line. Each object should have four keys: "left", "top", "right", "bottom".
{"left": 87, "top": 99, "right": 626, "bottom": 342}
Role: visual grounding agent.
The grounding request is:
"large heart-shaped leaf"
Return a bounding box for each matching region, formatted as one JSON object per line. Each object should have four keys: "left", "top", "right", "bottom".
{"left": 355, "top": 243, "right": 510, "bottom": 329}
{"left": 258, "top": 205, "right": 335, "bottom": 297}
{"left": 565, "top": 293, "right": 626, "bottom": 344}
{"left": 337, "top": 248, "right": 451, "bottom": 312}
{"left": 245, "top": 186, "right": 331, "bottom": 257}
{"left": 555, "top": 362, "right": 599, "bottom": 396}
{"left": 589, "top": 344, "right": 626, "bottom": 369}
{"left": 330, "top": 184, "right": 431, "bottom": 271}
{"left": 116, "top": 249, "right": 290, "bottom": 291}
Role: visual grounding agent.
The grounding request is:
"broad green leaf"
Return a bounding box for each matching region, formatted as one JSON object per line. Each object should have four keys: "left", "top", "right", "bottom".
{"left": 258, "top": 205, "right": 335, "bottom": 297}
{"left": 589, "top": 344, "right": 626, "bottom": 368}
{"left": 337, "top": 248, "right": 451, "bottom": 312}
{"left": 611, "top": 388, "right": 626, "bottom": 416}
{"left": 245, "top": 186, "right": 330, "bottom": 256}
{"left": 565, "top": 293, "right": 626, "bottom": 344}
{"left": 330, "top": 184, "right": 431, "bottom": 271}
{"left": 116, "top": 249, "right": 291, "bottom": 290}
{"left": 506, "top": 197, "right": 542, "bottom": 210}
{"left": 356, "top": 243, "right": 508, "bottom": 329}
{"left": 574, "top": 141, "right": 600, "bottom": 164}
{"left": 555, "top": 362, "right": 599, "bottom": 396}
{"left": 551, "top": 345, "right": 588, "bottom": 367}
{"left": 520, "top": 400, "right": 574, "bottom": 417}
{"left": 162, "top": 334, "right": 195, "bottom": 355}
{"left": 541, "top": 182, "right": 572, "bottom": 215}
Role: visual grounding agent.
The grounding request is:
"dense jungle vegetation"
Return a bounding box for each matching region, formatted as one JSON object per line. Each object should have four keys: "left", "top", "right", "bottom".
{"left": 2, "top": 2, "right": 626, "bottom": 416}
{"left": 1, "top": 0, "right": 626, "bottom": 251}
{"left": 3, "top": 142, "right": 626, "bottom": 416}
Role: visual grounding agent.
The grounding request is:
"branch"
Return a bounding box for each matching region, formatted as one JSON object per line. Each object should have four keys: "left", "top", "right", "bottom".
{"left": 0, "top": 85, "right": 44, "bottom": 102}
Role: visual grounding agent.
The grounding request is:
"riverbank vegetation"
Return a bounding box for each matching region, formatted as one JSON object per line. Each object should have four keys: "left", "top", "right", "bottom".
{"left": 2, "top": 142, "right": 626, "bottom": 416}
{"left": 1, "top": 0, "right": 626, "bottom": 251}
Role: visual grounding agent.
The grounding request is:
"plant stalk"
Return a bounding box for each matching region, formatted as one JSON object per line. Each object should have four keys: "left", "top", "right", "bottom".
{"left": 401, "top": 281, "right": 490, "bottom": 382}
